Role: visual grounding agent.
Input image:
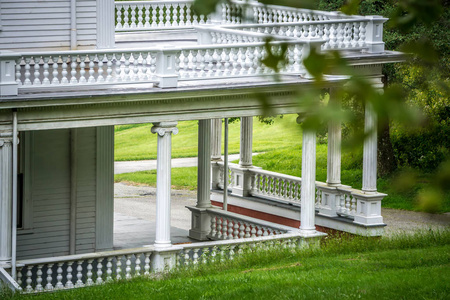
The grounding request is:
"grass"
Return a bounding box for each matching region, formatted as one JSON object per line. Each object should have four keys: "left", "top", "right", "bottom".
{"left": 114, "top": 115, "right": 302, "bottom": 161}
{"left": 5, "top": 230, "right": 450, "bottom": 299}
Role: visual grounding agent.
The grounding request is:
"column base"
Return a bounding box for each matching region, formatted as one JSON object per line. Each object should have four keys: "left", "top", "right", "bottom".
{"left": 150, "top": 246, "right": 182, "bottom": 273}
{"left": 186, "top": 206, "right": 211, "bottom": 241}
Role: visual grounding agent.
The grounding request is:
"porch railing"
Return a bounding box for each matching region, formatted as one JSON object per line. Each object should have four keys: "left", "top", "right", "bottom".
{"left": 14, "top": 247, "right": 154, "bottom": 293}
{"left": 212, "top": 161, "right": 385, "bottom": 225}
{"left": 114, "top": 0, "right": 351, "bottom": 31}
{"left": 1, "top": 38, "right": 317, "bottom": 96}
{"left": 6, "top": 230, "right": 325, "bottom": 294}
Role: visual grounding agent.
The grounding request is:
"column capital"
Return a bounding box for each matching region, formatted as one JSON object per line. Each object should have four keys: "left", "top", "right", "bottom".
{"left": 0, "top": 132, "right": 13, "bottom": 147}
{"left": 151, "top": 122, "right": 178, "bottom": 136}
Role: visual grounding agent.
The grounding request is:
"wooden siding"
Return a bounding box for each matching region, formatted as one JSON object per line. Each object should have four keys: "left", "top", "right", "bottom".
{"left": 17, "top": 127, "right": 113, "bottom": 260}
{"left": 0, "top": 0, "right": 97, "bottom": 51}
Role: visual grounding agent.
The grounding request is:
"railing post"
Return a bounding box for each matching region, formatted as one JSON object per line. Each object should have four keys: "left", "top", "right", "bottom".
{"left": 352, "top": 191, "right": 386, "bottom": 225}
{"left": 154, "top": 47, "right": 179, "bottom": 89}
{"left": 0, "top": 51, "right": 19, "bottom": 97}
{"left": 317, "top": 184, "right": 340, "bottom": 217}
{"left": 365, "top": 16, "right": 387, "bottom": 53}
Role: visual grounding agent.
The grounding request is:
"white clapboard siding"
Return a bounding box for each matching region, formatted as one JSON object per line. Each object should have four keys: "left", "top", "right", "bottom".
{"left": 0, "top": 0, "right": 98, "bottom": 51}
{"left": 16, "top": 126, "right": 115, "bottom": 260}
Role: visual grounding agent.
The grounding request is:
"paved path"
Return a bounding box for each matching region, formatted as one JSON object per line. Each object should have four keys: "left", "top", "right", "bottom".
{"left": 115, "top": 154, "right": 261, "bottom": 174}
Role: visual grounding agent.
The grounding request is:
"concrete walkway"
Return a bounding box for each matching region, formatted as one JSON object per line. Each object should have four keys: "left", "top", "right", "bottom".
{"left": 114, "top": 154, "right": 241, "bottom": 174}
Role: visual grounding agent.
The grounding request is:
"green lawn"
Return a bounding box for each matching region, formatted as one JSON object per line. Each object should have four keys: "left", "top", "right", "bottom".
{"left": 6, "top": 230, "right": 450, "bottom": 299}
{"left": 114, "top": 115, "right": 302, "bottom": 161}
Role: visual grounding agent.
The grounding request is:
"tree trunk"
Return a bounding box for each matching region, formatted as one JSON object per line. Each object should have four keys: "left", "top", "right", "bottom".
{"left": 378, "top": 120, "right": 397, "bottom": 177}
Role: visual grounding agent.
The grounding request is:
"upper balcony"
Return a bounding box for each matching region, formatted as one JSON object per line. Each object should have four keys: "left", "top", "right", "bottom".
{"left": 0, "top": 0, "right": 404, "bottom": 104}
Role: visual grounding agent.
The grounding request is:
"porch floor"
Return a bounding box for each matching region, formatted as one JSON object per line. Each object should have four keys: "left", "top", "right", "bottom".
{"left": 113, "top": 182, "right": 197, "bottom": 249}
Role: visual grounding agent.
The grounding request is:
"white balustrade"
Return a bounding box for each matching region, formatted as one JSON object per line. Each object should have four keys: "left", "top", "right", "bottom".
{"left": 176, "top": 232, "right": 314, "bottom": 267}
{"left": 15, "top": 248, "right": 154, "bottom": 294}
{"left": 115, "top": 0, "right": 210, "bottom": 31}
{"left": 206, "top": 208, "right": 291, "bottom": 241}
{"left": 222, "top": 18, "right": 369, "bottom": 51}
{"left": 336, "top": 186, "right": 358, "bottom": 218}
{"left": 15, "top": 49, "right": 159, "bottom": 89}
{"left": 250, "top": 169, "right": 302, "bottom": 203}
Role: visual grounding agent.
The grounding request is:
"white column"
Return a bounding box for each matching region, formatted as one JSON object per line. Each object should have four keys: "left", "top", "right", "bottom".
{"left": 211, "top": 119, "right": 222, "bottom": 161}
{"left": 300, "top": 129, "right": 316, "bottom": 233}
{"left": 96, "top": 0, "right": 115, "bottom": 48}
{"left": 151, "top": 122, "right": 178, "bottom": 248}
{"left": 239, "top": 116, "right": 253, "bottom": 167}
{"left": 211, "top": 119, "right": 222, "bottom": 190}
{"left": 362, "top": 102, "right": 377, "bottom": 192}
{"left": 197, "top": 119, "right": 212, "bottom": 208}
{"left": 327, "top": 89, "right": 341, "bottom": 186}
{"left": 0, "top": 132, "right": 13, "bottom": 265}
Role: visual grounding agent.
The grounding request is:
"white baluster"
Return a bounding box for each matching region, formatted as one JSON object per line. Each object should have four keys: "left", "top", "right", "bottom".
{"left": 210, "top": 216, "right": 217, "bottom": 238}
{"left": 244, "top": 222, "right": 251, "bottom": 238}
{"left": 60, "top": 56, "right": 69, "bottom": 84}
{"left": 106, "top": 257, "right": 113, "bottom": 282}
{"left": 56, "top": 263, "right": 64, "bottom": 289}
{"left": 193, "top": 248, "right": 199, "bottom": 265}
{"left": 42, "top": 57, "right": 50, "bottom": 85}
{"left": 125, "top": 255, "right": 132, "bottom": 279}
{"left": 239, "top": 222, "right": 245, "bottom": 239}
{"left": 228, "top": 219, "right": 234, "bottom": 239}
{"left": 144, "top": 253, "right": 151, "bottom": 276}
{"left": 96, "top": 258, "right": 103, "bottom": 284}
{"left": 222, "top": 219, "right": 228, "bottom": 239}
{"left": 217, "top": 217, "right": 223, "bottom": 239}
{"left": 70, "top": 56, "right": 78, "bottom": 84}
{"left": 36, "top": 265, "right": 44, "bottom": 292}
{"left": 26, "top": 266, "right": 33, "bottom": 293}
{"left": 79, "top": 56, "right": 87, "bottom": 84}
{"left": 16, "top": 267, "right": 22, "bottom": 291}
{"left": 137, "top": 5, "right": 143, "bottom": 28}
{"left": 116, "top": 5, "right": 123, "bottom": 29}
{"left": 116, "top": 257, "right": 122, "bottom": 280}
{"left": 30, "top": 57, "right": 40, "bottom": 86}
{"left": 123, "top": 5, "right": 130, "bottom": 29}
{"left": 66, "top": 261, "right": 74, "bottom": 288}
{"left": 51, "top": 56, "right": 59, "bottom": 85}
{"left": 97, "top": 54, "right": 105, "bottom": 83}
{"left": 88, "top": 55, "right": 96, "bottom": 83}
{"left": 144, "top": 5, "right": 150, "bottom": 28}
{"left": 86, "top": 259, "right": 94, "bottom": 286}
{"left": 135, "top": 254, "right": 142, "bottom": 276}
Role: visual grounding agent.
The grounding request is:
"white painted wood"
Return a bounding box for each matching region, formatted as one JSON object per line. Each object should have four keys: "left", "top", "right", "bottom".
{"left": 239, "top": 116, "right": 253, "bottom": 167}
{"left": 16, "top": 128, "right": 101, "bottom": 259}
{"left": 326, "top": 88, "right": 341, "bottom": 186}
{"left": 0, "top": 0, "right": 98, "bottom": 51}
{"left": 197, "top": 119, "right": 212, "bottom": 208}
{"left": 151, "top": 122, "right": 178, "bottom": 248}
{"left": 362, "top": 102, "right": 377, "bottom": 192}
{"left": 300, "top": 129, "right": 316, "bottom": 233}
{"left": 0, "top": 131, "right": 13, "bottom": 266}
{"left": 97, "top": 0, "right": 114, "bottom": 48}
{"left": 95, "top": 126, "right": 114, "bottom": 251}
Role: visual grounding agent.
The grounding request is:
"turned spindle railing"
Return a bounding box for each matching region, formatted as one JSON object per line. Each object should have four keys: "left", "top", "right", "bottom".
{"left": 15, "top": 248, "right": 154, "bottom": 293}
{"left": 206, "top": 208, "right": 292, "bottom": 241}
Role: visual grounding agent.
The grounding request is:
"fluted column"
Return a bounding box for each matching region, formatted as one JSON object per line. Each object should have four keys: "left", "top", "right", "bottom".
{"left": 327, "top": 89, "right": 341, "bottom": 186}
{"left": 151, "top": 122, "right": 178, "bottom": 248}
{"left": 239, "top": 116, "right": 253, "bottom": 167}
{"left": 0, "top": 132, "right": 13, "bottom": 265}
{"left": 211, "top": 119, "right": 222, "bottom": 189}
{"left": 96, "top": 0, "right": 115, "bottom": 48}
{"left": 362, "top": 78, "right": 383, "bottom": 193}
{"left": 211, "top": 119, "right": 222, "bottom": 161}
{"left": 197, "top": 119, "right": 212, "bottom": 208}
{"left": 300, "top": 129, "right": 316, "bottom": 233}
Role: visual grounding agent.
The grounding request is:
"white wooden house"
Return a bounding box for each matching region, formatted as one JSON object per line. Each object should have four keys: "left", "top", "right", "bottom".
{"left": 0, "top": 0, "right": 404, "bottom": 293}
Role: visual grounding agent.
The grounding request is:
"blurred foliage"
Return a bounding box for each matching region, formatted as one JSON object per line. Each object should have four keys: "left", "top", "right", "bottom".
{"left": 193, "top": 0, "right": 449, "bottom": 212}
